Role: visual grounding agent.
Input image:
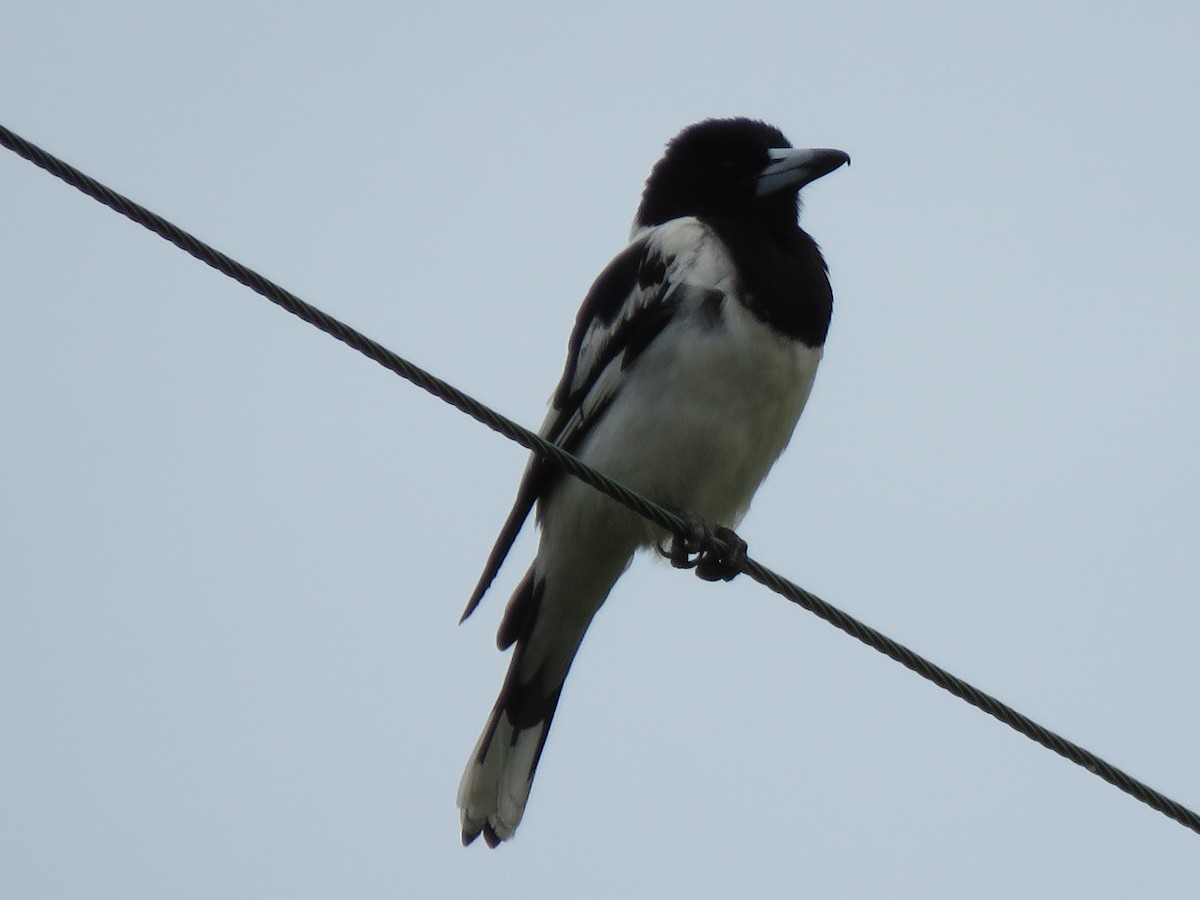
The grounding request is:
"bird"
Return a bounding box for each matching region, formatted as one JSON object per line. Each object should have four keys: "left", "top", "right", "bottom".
{"left": 456, "top": 117, "right": 848, "bottom": 847}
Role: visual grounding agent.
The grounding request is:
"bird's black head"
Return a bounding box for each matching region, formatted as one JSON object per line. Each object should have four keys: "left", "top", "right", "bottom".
{"left": 634, "top": 118, "right": 848, "bottom": 231}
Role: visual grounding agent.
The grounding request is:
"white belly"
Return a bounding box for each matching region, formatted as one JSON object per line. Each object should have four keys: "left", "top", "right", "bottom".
{"left": 542, "top": 295, "right": 821, "bottom": 549}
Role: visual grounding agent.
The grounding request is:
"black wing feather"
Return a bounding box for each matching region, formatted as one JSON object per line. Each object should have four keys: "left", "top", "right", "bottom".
{"left": 461, "top": 230, "right": 675, "bottom": 620}
{"left": 460, "top": 459, "right": 547, "bottom": 622}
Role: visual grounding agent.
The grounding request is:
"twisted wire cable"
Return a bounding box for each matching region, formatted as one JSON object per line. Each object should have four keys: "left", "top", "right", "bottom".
{"left": 2, "top": 121, "right": 1196, "bottom": 836}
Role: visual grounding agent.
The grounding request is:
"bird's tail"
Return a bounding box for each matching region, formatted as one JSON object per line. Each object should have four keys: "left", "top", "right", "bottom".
{"left": 457, "top": 643, "right": 565, "bottom": 847}
{"left": 458, "top": 539, "right": 633, "bottom": 846}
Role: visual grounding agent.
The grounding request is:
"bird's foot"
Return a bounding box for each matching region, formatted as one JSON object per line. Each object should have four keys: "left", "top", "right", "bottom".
{"left": 658, "top": 512, "right": 747, "bottom": 582}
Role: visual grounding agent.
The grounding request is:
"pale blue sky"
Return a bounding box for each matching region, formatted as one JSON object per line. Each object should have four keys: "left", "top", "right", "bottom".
{"left": 3, "top": 2, "right": 1199, "bottom": 897}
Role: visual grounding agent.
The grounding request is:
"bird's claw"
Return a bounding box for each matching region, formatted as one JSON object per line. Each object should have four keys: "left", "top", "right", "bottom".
{"left": 659, "top": 514, "right": 747, "bottom": 582}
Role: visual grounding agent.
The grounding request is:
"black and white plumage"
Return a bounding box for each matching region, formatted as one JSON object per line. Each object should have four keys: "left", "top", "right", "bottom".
{"left": 457, "top": 118, "right": 848, "bottom": 847}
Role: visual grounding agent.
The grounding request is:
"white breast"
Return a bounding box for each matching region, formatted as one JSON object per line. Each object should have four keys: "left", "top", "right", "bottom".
{"left": 544, "top": 220, "right": 822, "bottom": 546}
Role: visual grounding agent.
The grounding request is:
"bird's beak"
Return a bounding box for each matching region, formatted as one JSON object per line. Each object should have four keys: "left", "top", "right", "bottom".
{"left": 755, "top": 147, "right": 850, "bottom": 197}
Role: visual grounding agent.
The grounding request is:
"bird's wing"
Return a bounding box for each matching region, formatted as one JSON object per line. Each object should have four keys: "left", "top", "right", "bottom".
{"left": 461, "top": 223, "right": 706, "bottom": 620}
